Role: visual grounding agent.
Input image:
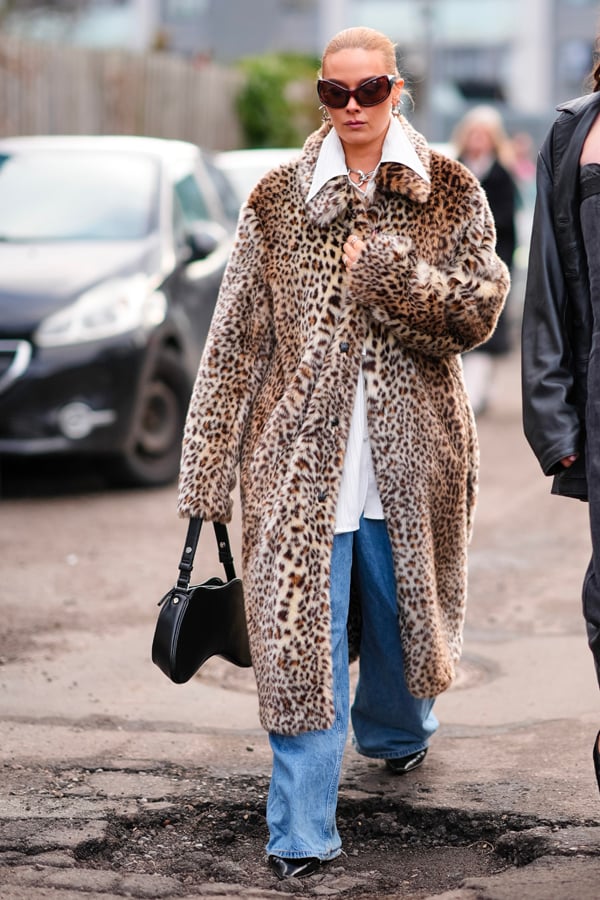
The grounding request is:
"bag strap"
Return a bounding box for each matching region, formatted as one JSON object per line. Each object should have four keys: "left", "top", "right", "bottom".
{"left": 176, "top": 518, "right": 237, "bottom": 589}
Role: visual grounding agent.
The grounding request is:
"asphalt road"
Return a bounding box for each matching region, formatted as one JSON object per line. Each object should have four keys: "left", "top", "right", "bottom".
{"left": 1, "top": 348, "right": 599, "bottom": 899}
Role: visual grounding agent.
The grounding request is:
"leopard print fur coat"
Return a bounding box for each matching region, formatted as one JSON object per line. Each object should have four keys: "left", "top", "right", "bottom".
{"left": 178, "top": 117, "right": 510, "bottom": 736}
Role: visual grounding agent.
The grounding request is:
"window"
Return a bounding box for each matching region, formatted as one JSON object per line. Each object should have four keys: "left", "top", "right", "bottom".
{"left": 0, "top": 150, "right": 158, "bottom": 241}
{"left": 203, "top": 156, "right": 240, "bottom": 223}
{"left": 174, "top": 173, "right": 209, "bottom": 222}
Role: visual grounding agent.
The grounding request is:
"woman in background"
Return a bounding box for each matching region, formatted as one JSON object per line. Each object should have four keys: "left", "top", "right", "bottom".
{"left": 453, "top": 106, "right": 518, "bottom": 416}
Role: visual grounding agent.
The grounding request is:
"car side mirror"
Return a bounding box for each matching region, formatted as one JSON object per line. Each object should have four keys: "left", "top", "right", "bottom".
{"left": 185, "top": 221, "right": 228, "bottom": 261}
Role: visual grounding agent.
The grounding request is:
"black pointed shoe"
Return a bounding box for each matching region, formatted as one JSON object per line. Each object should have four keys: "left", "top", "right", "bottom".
{"left": 385, "top": 747, "right": 428, "bottom": 775}
{"left": 268, "top": 855, "right": 322, "bottom": 880}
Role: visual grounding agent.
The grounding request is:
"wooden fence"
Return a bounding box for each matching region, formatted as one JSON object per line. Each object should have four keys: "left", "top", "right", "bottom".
{"left": 0, "top": 33, "right": 244, "bottom": 150}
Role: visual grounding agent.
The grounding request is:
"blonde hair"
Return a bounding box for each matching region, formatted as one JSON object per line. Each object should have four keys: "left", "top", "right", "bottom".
{"left": 320, "top": 27, "right": 398, "bottom": 77}
{"left": 452, "top": 105, "right": 515, "bottom": 168}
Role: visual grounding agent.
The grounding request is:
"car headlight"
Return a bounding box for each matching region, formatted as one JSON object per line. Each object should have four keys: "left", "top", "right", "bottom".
{"left": 35, "top": 275, "right": 167, "bottom": 347}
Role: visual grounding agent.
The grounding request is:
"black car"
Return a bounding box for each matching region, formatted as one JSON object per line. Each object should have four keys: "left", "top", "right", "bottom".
{"left": 0, "top": 135, "right": 239, "bottom": 486}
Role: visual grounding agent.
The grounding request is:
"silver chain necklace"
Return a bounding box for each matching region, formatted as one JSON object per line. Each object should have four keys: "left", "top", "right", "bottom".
{"left": 347, "top": 166, "right": 378, "bottom": 189}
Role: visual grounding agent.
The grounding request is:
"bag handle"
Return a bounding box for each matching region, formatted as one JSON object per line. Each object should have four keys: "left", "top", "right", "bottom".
{"left": 176, "top": 518, "right": 236, "bottom": 590}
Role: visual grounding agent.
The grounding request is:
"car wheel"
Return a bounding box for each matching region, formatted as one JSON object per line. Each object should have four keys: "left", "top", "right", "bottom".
{"left": 106, "top": 351, "right": 190, "bottom": 487}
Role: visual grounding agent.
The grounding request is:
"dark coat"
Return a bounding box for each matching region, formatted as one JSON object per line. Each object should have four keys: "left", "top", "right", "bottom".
{"left": 521, "top": 91, "right": 600, "bottom": 500}
{"left": 459, "top": 157, "right": 517, "bottom": 355}
{"left": 478, "top": 160, "right": 518, "bottom": 354}
{"left": 480, "top": 159, "right": 518, "bottom": 272}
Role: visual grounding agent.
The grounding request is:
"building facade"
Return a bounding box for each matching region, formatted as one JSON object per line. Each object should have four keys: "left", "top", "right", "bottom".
{"left": 101, "top": 0, "right": 600, "bottom": 140}
{"left": 2, "top": 0, "right": 599, "bottom": 141}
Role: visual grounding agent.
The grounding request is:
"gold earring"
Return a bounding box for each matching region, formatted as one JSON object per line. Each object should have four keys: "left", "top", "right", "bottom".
{"left": 319, "top": 105, "right": 331, "bottom": 123}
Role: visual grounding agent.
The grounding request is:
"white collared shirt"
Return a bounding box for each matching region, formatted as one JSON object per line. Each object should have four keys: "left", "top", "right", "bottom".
{"left": 306, "top": 118, "right": 429, "bottom": 534}
{"left": 306, "top": 115, "right": 429, "bottom": 203}
{"left": 334, "top": 355, "right": 384, "bottom": 533}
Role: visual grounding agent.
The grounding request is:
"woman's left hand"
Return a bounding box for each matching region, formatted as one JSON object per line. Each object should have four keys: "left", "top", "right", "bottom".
{"left": 342, "top": 233, "right": 365, "bottom": 270}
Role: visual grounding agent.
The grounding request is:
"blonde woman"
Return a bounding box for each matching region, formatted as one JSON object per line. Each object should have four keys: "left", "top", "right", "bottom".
{"left": 178, "top": 27, "right": 509, "bottom": 878}
{"left": 453, "top": 105, "right": 518, "bottom": 415}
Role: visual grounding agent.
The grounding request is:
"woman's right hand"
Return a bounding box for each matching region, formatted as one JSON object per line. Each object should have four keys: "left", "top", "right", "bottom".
{"left": 560, "top": 454, "right": 579, "bottom": 468}
{"left": 342, "top": 234, "right": 365, "bottom": 271}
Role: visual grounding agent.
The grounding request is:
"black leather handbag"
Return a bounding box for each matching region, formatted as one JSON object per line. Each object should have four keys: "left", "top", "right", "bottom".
{"left": 152, "top": 518, "right": 252, "bottom": 683}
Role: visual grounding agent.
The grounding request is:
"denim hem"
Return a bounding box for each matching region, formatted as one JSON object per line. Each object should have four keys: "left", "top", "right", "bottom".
{"left": 353, "top": 742, "right": 428, "bottom": 760}
{"left": 266, "top": 847, "right": 342, "bottom": 862}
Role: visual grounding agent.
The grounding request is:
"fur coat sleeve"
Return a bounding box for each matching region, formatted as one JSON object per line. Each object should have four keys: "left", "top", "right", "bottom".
{"left": 348, "top": 168, "right": 507, "bottom": 358}
{"left": 178, "top": 207, "right": 274, "bottom": 521}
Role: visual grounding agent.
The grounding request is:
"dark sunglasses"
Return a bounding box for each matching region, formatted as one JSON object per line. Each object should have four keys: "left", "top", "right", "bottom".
{"left": 317, "top": 74, "right": 398, "bottom": 109}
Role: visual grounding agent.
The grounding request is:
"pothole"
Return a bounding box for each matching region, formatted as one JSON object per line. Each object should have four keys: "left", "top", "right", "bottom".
{"left": 71, "top": 774, "right": 531, "bottom": 898}
{"left": 4, "top": 767, "right": 597, "bottom": 899}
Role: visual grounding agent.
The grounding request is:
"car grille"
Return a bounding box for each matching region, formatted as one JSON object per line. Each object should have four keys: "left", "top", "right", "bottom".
{"left": 0, "top": 340, "right": 32, "bottom": 395}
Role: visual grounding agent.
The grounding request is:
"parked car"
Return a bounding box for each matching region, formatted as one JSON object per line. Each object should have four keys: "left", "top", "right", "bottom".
{"left": 0, "top": 135, "right": 239, "bottom": 486}
{"left": 216, "top": 147, "right": 301, "bottom": 207}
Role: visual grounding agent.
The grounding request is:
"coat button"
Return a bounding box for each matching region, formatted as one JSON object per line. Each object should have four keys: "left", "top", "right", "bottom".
{"left": 317, "top": 490, "right": 328, "bottom": 501}
{"left": 331, "top": 416, "right": 339, "bottom": 427}
{"left": 340, "top": 341, "right": 349, "bottom": 353}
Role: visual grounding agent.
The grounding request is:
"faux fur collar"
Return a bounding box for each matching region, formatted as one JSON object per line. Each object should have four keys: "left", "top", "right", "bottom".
{"left": 297, "top": 117, "right": 432, "bottom": 227}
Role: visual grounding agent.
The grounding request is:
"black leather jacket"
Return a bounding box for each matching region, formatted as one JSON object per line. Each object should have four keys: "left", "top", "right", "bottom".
{"left": 522, "top": 91, "right": 600, "bottom": 500}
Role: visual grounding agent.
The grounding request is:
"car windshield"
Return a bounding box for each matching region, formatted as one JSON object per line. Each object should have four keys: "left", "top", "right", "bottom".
{"left": 0, "top": 150, "right": 159, "bottom": 241}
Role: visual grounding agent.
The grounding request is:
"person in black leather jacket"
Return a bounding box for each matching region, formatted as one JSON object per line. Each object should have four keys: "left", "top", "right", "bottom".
{"left": 521, "top": 59, "right": 600, "bottom": 793}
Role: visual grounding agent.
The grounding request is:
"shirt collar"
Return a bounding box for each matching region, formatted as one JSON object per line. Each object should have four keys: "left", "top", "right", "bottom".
{"left": 306, "top": 116, "right": 430, "bottom": 202}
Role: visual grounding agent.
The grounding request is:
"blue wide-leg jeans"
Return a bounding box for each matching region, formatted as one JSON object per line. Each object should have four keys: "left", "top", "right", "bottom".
{"left": 266, "top": 517, "right": 438, "bottom": 860}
